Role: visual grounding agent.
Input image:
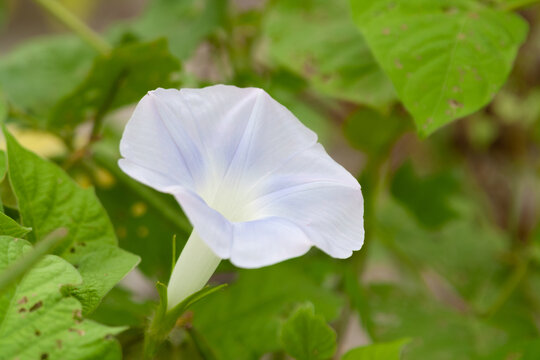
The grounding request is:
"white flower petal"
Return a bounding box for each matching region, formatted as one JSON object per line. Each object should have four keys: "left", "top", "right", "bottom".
{"left": 247, "top": 143, "right": 360, "bottom": 198}
{"left": 252, "top": 183, "right": 364, "bottom": 258}
{"left": 171, "top": 187, "right": 233, "bottom": 259}
{"left": 230, "top": 217, "right": 312, "bottom": 268}
{"left": 119, "top": 91, "right": 199, "bottom": 191}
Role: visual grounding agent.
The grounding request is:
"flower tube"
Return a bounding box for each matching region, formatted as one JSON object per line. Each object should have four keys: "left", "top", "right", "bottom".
{"left": 119, "top": 85, "right": 364, "bottom": 309}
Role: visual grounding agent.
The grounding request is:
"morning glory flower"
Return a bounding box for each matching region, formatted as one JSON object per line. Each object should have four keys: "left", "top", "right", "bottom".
{"left": 119, "top": 85, "right": 364, "bottom": 309}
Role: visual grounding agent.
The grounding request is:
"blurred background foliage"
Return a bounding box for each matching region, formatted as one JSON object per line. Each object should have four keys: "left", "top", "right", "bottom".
{"left": 2, "top": 0, "right": 540, "bottom": 359}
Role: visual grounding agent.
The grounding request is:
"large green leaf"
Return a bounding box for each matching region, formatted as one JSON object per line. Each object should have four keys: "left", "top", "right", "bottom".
{"left": 4, "top": 129, "right": 139, "bottom": 313}
{"left": 350, "top": 0, "right": 528, "bottom": 135}
{"left": 341, "top": 339, "right": 409, "bottom": 360}
{"left": 191, "top": 260, "right": 344, "bottom": 360}
{"left": 263, "top": 0, "right": 395, "bottom": 107}
{"left": 0, "top": 236, "right": 124, "bottom": 360}
{"left": 0, "top": 36, "right": 94, "bottom": 123}
{"left": 280, "top": 303, "right": 337, "bottom": 360}
{"left": 49, "top": 38, "right": 180, "bottom": 134}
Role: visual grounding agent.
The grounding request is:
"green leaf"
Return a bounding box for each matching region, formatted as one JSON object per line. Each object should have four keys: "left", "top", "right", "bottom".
{"left": 350, "top": 0, "right": 528, "bottom": 136}
{"left": 371, "top": 198, "right": 535, "bottom": 359}
{"left": 191, "top": 260, "right": 344, "bottom": 360}
{"left": 0, "top": 35, "right": 94, "bottom": 123}
{"left": 264, "top": 0, "right": 395, "bottom": 107}
{"left": 341, "top": 339, "right": 410, "bottom": 360}
{"left": 377, "top": 197, "right": 507, "bottom": 300}
{"left": 390, "top": 162, "right": 459, "bottom": 229}
{"left": 0, "top": 236, "right": 124, "bottom": 360}
{"left": 113, "top": 0, "right": 226, "bottom": 61}
{"left": 368, "top": 283, "right": 501, "bottom": 360}
{"left": 49, "top": 38, "right": 180, "bottom": 134}
{"left": 0, "top": 212, "right": 31, "bottom": 238}
{"left": 280, "top": 303, "right": 337, "bottom": 360}
{"left": 4, "top": 129, "right": 140, "bottom": 313}
{"left": 0, "top": 229, "right": 64, "bottom": 294}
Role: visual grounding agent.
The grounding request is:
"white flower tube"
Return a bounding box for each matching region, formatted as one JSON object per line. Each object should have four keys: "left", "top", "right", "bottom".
{"left": 119, "top": 85, "right": 364, "bottom": 309}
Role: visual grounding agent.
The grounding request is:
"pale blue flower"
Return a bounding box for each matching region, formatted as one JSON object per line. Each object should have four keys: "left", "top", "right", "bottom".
{"left": 119, "top": 85, "right": 364, "bottom": 308}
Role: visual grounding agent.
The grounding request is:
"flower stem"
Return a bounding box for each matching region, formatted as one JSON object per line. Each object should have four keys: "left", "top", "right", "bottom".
{"left": 167, "top": 231, "right": 221, "bottom": 310}
{"left": 33, "top": 0, "right": 111, "bottom": 55}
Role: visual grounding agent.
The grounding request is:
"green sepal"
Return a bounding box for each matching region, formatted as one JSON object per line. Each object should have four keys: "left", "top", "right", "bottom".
{"left": 144, "top": 282, "right": 227, "bottom": 359}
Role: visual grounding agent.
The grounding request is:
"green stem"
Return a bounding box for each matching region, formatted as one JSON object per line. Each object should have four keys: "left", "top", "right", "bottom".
{"left": 500, "top": 0, "right": 540, "bottom": 11}
{"left": 483, "top": 255, "right": 530, "bottom": 317}
{"left": 0, "top": 228, "right": 67, "bottom": 293}
{"left": 33, "top": 0, "right": 111, "bottom": 55}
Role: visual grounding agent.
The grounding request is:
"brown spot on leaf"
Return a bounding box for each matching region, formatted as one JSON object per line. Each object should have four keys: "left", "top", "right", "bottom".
{"left": 382, "top": 28, "right": 391, "bottom": 35}
{"left": 17, "top": 296, "right": 28, "bottom": 305}
{"left": 394, "top": 59, "right": 403, "bottom": 69}
{"left": 457, "top": 33, "right": 466, "bottom": 40}
{"left": 448, "top": 99, "right": 463, "bottom": 109}
{"left": 56, "top": 340, "right": 63, "bottom": 349}
{"left": 18, "top": 308, "right": 26, "bottom": 313}
{"left": 73, "top": 309, "right": 83, "bottom": 323}
{"left": 35, "top": 330, "right": 41, "bottom": 336}
{"left": 29, "top": 301, "right": 43, "bottom": 312}
{"left": 69, "top": 328, "right": 86, "bottom": 336}
{"left": 40, "top": 354, "right": 48, "bottom": 360}
{"left": 443, "top": 6, "right": 458, "bottom": 14}
{"left": 302, "top": 56, "right": 317, "bottom": 77}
